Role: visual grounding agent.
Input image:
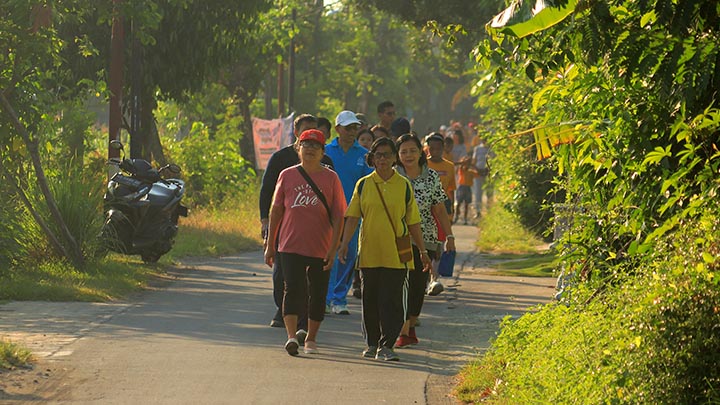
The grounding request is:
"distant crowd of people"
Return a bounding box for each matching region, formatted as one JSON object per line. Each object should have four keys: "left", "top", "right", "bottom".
{"left": 259, "top": 102, "right": 494, "bottom": 360}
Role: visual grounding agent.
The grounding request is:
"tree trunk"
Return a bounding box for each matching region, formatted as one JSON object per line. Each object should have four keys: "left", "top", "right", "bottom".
{"left": 141, "top": 92, "right": 166, "bottom": 166}
{"left": 0, "top": 92, "right": 84, "bottom": 268}
{"left": 237, "top": 94, "right": 256, "bottom": 168}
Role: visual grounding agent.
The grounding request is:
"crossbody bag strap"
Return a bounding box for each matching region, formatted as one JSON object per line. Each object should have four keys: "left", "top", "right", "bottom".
{"left": 296, "top": 166, "right": 333, "bottom": 226}
{"left": 373, "top": 181, "right": 398, "bottom": 238}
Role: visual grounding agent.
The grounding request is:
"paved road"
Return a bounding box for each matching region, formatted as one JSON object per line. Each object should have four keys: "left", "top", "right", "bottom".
{"left": 0, "top": 223, "right": 555, "bottom": 404}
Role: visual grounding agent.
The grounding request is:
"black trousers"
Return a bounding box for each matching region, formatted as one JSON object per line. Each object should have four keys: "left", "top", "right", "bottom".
{"left": 360, "top": 267, "right": 408, "bottom": 349}
{"left": 406, "top": 245, "right": 436, "bottom": 317}
{"left": 273, "top": 253, "right": 308, "bottom": 329}
{"left": 279, "top": 252, "right": 330, "bottom": 322}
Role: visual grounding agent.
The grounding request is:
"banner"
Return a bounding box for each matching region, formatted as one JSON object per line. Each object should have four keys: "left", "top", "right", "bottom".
{"left": 252, "top": 113, "right": 295, "bottom": 170}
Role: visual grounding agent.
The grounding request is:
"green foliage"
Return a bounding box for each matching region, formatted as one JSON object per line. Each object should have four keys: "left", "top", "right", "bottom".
{"left": 473, "top": 0, "right": 720, "bottom": 281}
{"left": 5, "top": 164, "right": 105, "bottom": 267}
{"left": 157, "top": 84, "right": 256, "bottom": 207}
{"left": 463, "top": 1, "right": 720, "bottom": 401}
{"left": 471, "top": 72, "right": 561, "bottom": 239}
{"left": 458, "top": 208, "right": 720, "bottom": 403}
{"left": 477, "top": 205, "right": 546, "bottom": 255}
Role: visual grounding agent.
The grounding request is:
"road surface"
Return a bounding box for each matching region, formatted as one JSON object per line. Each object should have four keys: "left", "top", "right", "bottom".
{"left": 0, "top": 223, "right": 555, "bottom": 404}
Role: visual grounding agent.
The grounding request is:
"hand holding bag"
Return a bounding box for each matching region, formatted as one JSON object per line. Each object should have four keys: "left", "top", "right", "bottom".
{"left": 374, "top": 181, "right": 413, "bottom": 263}
{"left": 438, "top": 250, "right": 456, "bottom": 277}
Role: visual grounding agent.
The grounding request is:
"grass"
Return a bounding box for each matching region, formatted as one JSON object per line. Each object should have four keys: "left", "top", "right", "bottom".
{"left": 476, "top": 205, "right": 547, "bottom": 255}
{"left": 486, "top": 252, "right": 557, "bottom": 277}
{"left": 0, "top": 193, "right": 261, "bottom": 302}
{"left": 455, "top": 358, "right": 506, "bottom": 404}
{"left": 0, "top": 340, "right": 32, "bottom": 370}
{"left": 474, "top": 205, "right": 557, "bottom": 277}
{"left": 167, "top": 197, "right": 261, "bottom": 260}
{"left": 0, "top": 257, "right": 164, "bottom": 302}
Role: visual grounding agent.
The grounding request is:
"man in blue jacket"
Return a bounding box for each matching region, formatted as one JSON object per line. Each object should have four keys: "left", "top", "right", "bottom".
{"left": 325, "top": 111, "right": 374, "bottom": 315}
{"left": 259, "top": 114, "right": 335, "bottom": 332}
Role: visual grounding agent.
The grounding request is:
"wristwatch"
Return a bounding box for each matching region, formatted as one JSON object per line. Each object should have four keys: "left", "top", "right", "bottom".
{"left": 446, "top": 235, "right": 455, "bottom": 239}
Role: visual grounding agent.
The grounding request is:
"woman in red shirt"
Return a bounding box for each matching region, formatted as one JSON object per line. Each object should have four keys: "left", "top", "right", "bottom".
{"left": 264, "top": 129, "right": 346, "bottom": 356}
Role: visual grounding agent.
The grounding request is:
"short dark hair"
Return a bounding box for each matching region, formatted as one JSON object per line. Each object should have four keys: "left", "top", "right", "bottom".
{"left": 425, "top": 132, "right": 444, "bottom": 145}
{"left": 366, "top": 137, "right": 397, "bottom": 168}
{"left": 371, "top": 125, "right": 390, "bottom": 138}
{"left": 390, "top": 117, "right": 411, "bottom": 138}
{"left": 358, "top": 128, "right": 375, "bottom": 140}
{"left": 294, "top": 114, "right": 317, "bottom": 132}
{"left": 396, "top": 133, "right": 427, "bottom": 168}
{"left": 316, "top": 117, "right": 331, "bottom": 131}
{"left": 377, "top": 101, "right": 394, "bottom": 114}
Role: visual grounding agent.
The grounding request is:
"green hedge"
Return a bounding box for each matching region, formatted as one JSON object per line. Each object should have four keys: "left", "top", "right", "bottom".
{"left": 460, "top": 211, "right": 720, "bottom": 404}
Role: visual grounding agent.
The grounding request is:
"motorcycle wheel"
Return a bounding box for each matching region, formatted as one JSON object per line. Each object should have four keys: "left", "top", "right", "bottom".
{"left": 141, "top": 253, "right": 161, "bottom": 263}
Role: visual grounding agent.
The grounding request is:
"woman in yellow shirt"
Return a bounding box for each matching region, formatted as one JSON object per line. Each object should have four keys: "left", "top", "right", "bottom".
{"left": 339, "top": 137, "right": 430, "bottom": 361}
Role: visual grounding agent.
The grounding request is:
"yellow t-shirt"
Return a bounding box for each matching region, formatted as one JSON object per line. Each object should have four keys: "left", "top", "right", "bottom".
{"left": 427, "top": 158, "right": 456, "bottom": 199}
{"left": 346, "top": 170, "right": 421, "bottom": 269}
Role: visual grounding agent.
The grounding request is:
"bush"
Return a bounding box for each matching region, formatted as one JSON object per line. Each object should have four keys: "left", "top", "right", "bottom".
{"left": 457, "top": 209, "right": 720, "bottom": 404}
{"left": 12, "top": 167, "right": 105, "bottom": 266}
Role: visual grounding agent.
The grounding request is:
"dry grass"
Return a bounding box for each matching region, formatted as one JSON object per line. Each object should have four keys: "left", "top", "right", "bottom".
{"left": 168, "top": 195, "right": 262, "bottom": 259}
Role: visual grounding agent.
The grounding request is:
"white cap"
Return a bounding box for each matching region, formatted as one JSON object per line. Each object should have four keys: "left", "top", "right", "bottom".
{"left": 335, "top": 110, "right": 362, "bottom": 127}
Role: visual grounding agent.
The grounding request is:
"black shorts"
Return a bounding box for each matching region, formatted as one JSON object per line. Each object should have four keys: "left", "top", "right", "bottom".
{"left": 455, "top": 185, "right": 472, "bottom": 204}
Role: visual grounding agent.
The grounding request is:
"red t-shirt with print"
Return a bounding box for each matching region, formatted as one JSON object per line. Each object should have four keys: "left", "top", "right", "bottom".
{"left": 272, "top": 165, "right": 346, "bottom": 259}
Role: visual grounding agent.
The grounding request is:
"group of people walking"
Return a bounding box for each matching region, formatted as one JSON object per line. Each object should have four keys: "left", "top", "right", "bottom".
{"left": 260, "top": 105, "right": 470, "bottom": 361}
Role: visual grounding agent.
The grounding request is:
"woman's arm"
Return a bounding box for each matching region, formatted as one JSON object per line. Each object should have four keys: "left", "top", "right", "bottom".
{"left": 431, "top": 203, "right": 456, "bottom": 252}
{"left": 325, "top": 216, "right": 345, "bottom": 270}
{"left": 408, "top": 223, "right": 431, "bottom": 272}
{"left": 338, "top": 216, "right": 360, "bottom": 264}
{"left": 263, "top": 204, "right": 284, "bottom": 267}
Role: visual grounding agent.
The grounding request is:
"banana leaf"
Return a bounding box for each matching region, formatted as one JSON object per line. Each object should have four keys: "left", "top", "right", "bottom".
{"left": 488, "top": 0, "right": 578, "bottom": 38}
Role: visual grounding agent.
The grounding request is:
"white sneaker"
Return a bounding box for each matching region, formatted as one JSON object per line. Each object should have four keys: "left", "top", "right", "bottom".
{"left": 332, "top": 304, "right": 350, "bottom": 315}
{"left": 295, "top": 329, "right": 307, "bottom": 345}
{"left": 427, "top": 281, "right": 444, "bottom": 296}
{"left": 284, "top": 338, "right": 299, "bottom": 356}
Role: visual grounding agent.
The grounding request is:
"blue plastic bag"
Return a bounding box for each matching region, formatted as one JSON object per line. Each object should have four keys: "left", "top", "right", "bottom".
{"left": 438, "top": 250, "right": 456, "bottom": 277}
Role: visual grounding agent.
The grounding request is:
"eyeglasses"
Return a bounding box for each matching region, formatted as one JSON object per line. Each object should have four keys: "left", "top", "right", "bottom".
{"left": 373, "top": 152, "right": 394, "bottom": 160}
{"left": 384, "top": 110, "right": 396, "bottom": 116}
{"left": 300, "top": 141, "right": 323, "bottom": 150}
{"left": 343, "top": 124, "right": 360, "bottom": 131}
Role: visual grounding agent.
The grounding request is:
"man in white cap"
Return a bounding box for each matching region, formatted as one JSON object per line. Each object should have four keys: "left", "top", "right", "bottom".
{"left": 324, "top": 110, "right": 373, "bottom": 315}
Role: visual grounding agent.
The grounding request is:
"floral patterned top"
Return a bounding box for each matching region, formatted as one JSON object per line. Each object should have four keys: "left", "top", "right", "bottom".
{"left": 396, "top": 165, "right": 447, "bottom": 250}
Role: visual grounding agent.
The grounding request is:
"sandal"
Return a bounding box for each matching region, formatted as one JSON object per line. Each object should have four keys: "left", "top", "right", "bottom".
{"left": 303, "top": 340, "right": 319, "bottom": 354}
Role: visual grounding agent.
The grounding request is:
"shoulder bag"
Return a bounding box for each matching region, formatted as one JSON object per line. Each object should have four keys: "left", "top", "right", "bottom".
{"left": 373, "top": 181, "right": 413, "bottom": 263}
{"left": 296, "top": 166, "right": 333, "bottom": 226}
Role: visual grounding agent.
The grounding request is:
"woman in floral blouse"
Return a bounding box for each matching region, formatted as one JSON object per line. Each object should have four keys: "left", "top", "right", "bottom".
{"left": 394, "top": 133, "right": 455, "bottom": 347}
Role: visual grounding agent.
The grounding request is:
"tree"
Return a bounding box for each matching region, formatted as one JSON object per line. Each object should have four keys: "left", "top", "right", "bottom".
{"left": 475, "top": 0, "right": 720, "bottom": 278}
{"left": 0, "top": 1, "right": 102, "bottom": 268}
{"left": 117, "top": 0, "right": 272, "bottom": 163}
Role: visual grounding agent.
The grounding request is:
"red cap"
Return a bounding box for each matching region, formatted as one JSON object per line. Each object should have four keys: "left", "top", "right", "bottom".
{"left": 298, "top": 129, "right": 325, "bottom": 144}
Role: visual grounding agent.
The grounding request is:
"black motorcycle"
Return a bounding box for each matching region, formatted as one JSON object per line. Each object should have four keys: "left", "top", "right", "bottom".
{"left": 101, "top": 140, "right": 188, "bottom": 263}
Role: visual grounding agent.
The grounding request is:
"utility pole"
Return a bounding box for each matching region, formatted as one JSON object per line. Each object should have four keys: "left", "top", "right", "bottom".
{"left": 277, "top": 62, "right": 285, "bottom": 117}
{"left": 287, "top": 8, "right": 297, "bottom": 116}
{"left": 108, "top": 0, "right": 124, "bottom": 165}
